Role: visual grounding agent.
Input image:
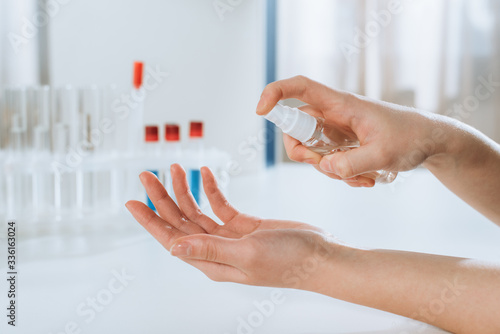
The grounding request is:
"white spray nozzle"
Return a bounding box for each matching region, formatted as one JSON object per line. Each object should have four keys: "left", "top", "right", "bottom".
{"left": 264, "top": 104, "right": 317, "bottom": 143}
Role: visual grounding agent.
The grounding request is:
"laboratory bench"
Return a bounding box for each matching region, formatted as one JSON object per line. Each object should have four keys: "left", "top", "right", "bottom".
{"left": 1, "top": 163, "right": 499, "bottom": 334}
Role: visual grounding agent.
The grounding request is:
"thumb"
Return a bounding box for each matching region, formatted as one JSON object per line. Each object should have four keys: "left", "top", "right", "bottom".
{"left": 170, "top": 234, "right": 243, "bottom": 265}
{"left": 318, "top": 145, "right": 385, "bottom": 179}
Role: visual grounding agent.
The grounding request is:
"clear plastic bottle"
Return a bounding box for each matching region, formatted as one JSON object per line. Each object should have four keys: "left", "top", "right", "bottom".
{"left": 264, "top": 104, "right": 397, "bottom": 184}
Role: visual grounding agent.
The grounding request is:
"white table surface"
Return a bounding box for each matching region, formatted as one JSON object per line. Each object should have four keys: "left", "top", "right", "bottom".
{"left": 1, "top": 163, "right": 499, "bottom": 334}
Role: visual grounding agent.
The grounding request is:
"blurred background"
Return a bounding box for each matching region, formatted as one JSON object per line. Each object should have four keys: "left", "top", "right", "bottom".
{"left": 0, "top": 0, "right": 266, "bottom": 173}
{"left": 1, "top": 0, "right": 499, "bottom": 164}
{"left": 0, "top": 1, "right": 500, "bottom": 333}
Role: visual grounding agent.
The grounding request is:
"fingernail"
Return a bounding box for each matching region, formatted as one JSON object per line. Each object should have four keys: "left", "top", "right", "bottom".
{"left": 256, "top": 99, "right": 266, "bottom": 114}
{"left": 171, "top": 243, "right": 191, "bottom": 257}
{"left": 303, "top": 159, "right": 317, "bottom": 165}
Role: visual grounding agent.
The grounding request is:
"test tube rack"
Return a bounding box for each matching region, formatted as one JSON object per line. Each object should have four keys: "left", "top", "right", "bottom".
{"left": 0, "top": 86, "right": 231, "bottom": 237}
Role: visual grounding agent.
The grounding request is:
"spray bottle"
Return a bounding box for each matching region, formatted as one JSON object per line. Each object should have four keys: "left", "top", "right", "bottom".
{"left": 264, "top": 104, "right": 397, "bottom": 183}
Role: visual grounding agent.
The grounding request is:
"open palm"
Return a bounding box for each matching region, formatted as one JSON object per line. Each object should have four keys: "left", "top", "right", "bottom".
{"left": 126, "top": 164, "right": 337, "bottom": 287}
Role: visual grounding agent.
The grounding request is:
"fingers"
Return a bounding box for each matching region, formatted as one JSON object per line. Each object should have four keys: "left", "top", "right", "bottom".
{"left": 283, "top": 134, "right": 323, "bottom": 165}
{"left": 256, "top": 75, "right": 348, "bottom": 116}
{"left": 170, "top": 164, "right": 220, "bottom": 233}
{"left": 344, "top": 178, "right": 375, "bottom": 188}
{"left": 125, "top": 200, "right": 186, "bottom": 250}
{"left": 281, "top": 103, "right": 324, "bottom": 165}
{"left": 319, "top": 145, "right": 386, "bottom": 179}
{"left": 139, "top": 172, "right": 206, "bottom": 234}
{"left": 200, "top": 167, "right": 240, "bottom": 223}
{"left": 311, "top": 165, "right": 375, "bottom": 187}
{"left": 311, "top": 164, "right": 341, "bottom": 180}
{"left": 282, "top": 129, "right": 376, "bottom": 186}
{"left": 170, "top": 234, "right": 247, "bottom": 267}
{"left": 298, "top": 104, "right": 324, "bottom": 119}
{"left": 181, "top": 259, "right": 248, "bottom": 283}
{"left": 127, "top": 198, "right": 249, "bottom": 283}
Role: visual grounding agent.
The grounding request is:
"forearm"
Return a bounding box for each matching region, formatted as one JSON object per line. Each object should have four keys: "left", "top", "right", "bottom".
{"left": 307, "top": 244, "right": 500, "bottom": 333}
{"left": 422, "top": 115, "right": 500, "bottom": 224}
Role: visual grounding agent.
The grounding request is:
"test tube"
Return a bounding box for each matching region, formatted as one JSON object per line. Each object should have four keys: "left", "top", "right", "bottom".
{"left": 57, "top": 86, "right": 79, "bottom": 150}
{"left": 127, "top": 62, "right": 145, "bottom": 156}
{"left": 8, "top": 89, "right": 28, "bottom": 153}
{"left": 0, "top": 98, "right": 5, "bottom": 217}
{"left": 91, "top": 86, "right": 114, "bottom": 215}
{"left": 100, "top": 85, "right": 117, "bottom": 153}
{"left": 25, "top": 86, "right": 37, "bottom": 151}
{"left": 165, "top": 124, "right": 181, "bottom": 155}
{"left": 145, "top": 125, "right": 160, "bottom": 156}
{"left": 102, "top": 85, "right": 121, "bottom": 214}
{"left": 32, "top": 124, "right": 54, "bottom": 221}
{"left": 0, "top": 154, "right": 5, "bottom": 219}
{"left": 34, "top": 125, "right": 51, "bottom": 152}
{"left": 0, "top": 90, "right": 7, "bottom": 150}
{"left": 188, "top": 121, "right": 204, "bottom": 204}
{"left": 145, "top": 125, "right": 160, "bottom": 211}
{"left": 79, "top": 86, "right": 101, "bottom": 152}
{"left": 164, "top": 124, "right": 181, "bottom": 201}
{"left": 76, "top": 86, "right": 101, "bottom": 215}
{"left": 52, "top": 87, "right": 78, "bottom": 221}
{"left": 6, "top": 113, "right": 30, "bottom": 217}
{"left": 0, "top": 91, "right": 8, "bottom": 217}
{"left": 36, "top": 86, "right": 51, "bottom": 125}
{"left": 53, "top": 122, "right": 75, "bottom": 220}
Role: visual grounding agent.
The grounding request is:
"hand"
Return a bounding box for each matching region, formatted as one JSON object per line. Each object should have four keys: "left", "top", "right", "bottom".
{"left": 256, "top": 76, "right": 449, "bottom": 187}
{"left": 125, "top": 165, "right": 500, "bottom": 333}
{"left": 125, "top": 164, "right": 343, "bottom": 289}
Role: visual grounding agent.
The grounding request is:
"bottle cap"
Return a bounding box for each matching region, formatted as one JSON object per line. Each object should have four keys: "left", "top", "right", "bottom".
{"left": 145, "top": 125, "right": 159, "bottom": 142}
{"left": 264, "top": 104, "right": 317, "bottom": 142}
{"left": 165, "top": 124, "right": 180, "bottom": 142}
{"left": 189, "top": 121, "right": 203, "bottom": 139}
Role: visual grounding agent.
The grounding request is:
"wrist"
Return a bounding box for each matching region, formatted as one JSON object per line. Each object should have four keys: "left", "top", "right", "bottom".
{"left": 300, "top": 238, "right": 361, "bottom": 295}
{"left": 420, "top": 113, "right": 463, "bottom": 171}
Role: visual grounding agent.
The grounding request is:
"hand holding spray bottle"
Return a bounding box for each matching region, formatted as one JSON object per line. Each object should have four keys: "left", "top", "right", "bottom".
{"left": 264, "top": 103, "right": 397, "bottom": 183}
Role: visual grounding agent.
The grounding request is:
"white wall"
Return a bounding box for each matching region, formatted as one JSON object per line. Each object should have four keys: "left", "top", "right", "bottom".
{"left": 49, "top": 0, "right": 265, "bottom": 173}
